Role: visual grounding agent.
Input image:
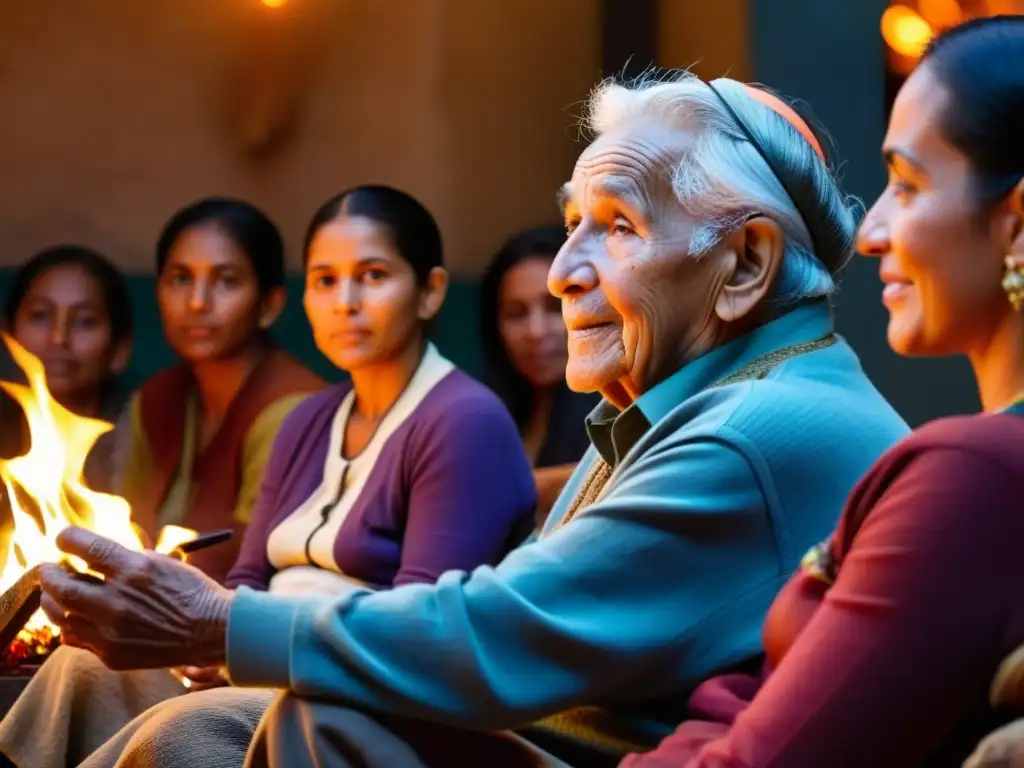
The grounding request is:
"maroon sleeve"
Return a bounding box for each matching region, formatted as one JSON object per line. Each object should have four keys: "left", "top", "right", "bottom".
{"left": 630, "top": 447, "right": 1024, "bottom": 768}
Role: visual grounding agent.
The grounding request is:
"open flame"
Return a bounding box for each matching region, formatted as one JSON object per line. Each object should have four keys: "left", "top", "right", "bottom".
{"left": 0, "top": 334, "right": 196, "bottom": 639}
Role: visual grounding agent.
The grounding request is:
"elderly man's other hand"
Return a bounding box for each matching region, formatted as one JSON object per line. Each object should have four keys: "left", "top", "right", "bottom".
{"left": 965, "top": 719, "right": 1024, "bottom": 767}
{"left": 37, "top": 526, "right": 234, "bottom": 671}
{"left": 177, "top": 664, "right": 231, "bottom": 692}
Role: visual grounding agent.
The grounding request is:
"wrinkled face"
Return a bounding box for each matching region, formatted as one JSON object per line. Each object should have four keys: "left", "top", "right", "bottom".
{"left": 857, "top": 64, "right": 1010, "bottom": 357}
{"left": 304, "top": 216, "right": 444, "bottom": 373}
{"left": 497, "top": 256, "right": 567, "bottom": 388}
{"left": 157, "top": 224, "right": 267, "bottom": 363}
{"left": 12, "top": 264, "right": 126, "bottom": 402}
{"left": 550, "top": 122, "right": 730, "bottom": 400}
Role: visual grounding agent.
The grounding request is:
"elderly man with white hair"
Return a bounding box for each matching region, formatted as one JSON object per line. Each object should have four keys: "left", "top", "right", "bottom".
{"left": 32, "top": 71, "right": 907, "bottom": 768}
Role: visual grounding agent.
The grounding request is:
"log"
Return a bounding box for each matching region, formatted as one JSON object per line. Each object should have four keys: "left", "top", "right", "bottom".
{"left": 0, "top": 566, "right": 40, "bottom": 652}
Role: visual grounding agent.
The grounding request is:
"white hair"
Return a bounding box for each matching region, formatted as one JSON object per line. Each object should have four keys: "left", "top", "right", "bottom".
{"left": 584, "top": 70, "right": 861, "bottom": 305}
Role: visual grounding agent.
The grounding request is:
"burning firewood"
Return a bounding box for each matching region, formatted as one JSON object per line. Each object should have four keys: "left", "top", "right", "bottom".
{"left": 0, "top": 567, "right": 55, "bottom": 674}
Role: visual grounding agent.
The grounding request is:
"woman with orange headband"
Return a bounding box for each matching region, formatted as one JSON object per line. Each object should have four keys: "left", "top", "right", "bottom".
{"left": 27, "top": 69, "right": 909, "bottom": 768}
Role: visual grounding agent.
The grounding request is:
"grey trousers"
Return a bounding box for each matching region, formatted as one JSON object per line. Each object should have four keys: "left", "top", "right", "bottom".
{"left": 81, "top": 687, "right": 572, "bottom": 768}
{"left": 0, "top": 646, "right": 185, "bottom": 768}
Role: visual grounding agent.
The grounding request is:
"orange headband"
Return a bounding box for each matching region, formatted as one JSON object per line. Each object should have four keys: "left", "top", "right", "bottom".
{"left": 742, "top": 85, "right": 825, "bottom": 161}
{"left": 705, "top": 79, "right": 823, "bottom": 253}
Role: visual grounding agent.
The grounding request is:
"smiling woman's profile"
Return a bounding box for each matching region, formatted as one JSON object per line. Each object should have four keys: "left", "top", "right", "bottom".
{"left": 858, "top": 17, "right": 1024, "bottom": 369}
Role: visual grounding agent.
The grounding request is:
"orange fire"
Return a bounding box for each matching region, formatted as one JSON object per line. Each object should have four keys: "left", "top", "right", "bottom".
{"left": 0, "top": 334, "right": 195, "bottom": 639}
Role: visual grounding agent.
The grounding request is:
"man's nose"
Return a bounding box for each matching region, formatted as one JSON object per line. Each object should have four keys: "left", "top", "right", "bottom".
{"left": 548, "top": 232, "right": 598, "bottom": 297}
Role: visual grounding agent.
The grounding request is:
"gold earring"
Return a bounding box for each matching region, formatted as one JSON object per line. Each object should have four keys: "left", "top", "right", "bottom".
{"left": 1003, "top": 257, "right": 1024, "bottom": 312}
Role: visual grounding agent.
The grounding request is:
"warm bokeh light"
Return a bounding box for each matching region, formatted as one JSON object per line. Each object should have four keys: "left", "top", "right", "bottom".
{"left": 919, "top": 0, "right": 964, "bottom": 28}
{"left": 884, "top": 0, "right": 1024, "bottom": 63}
{"left": 262, "top": 0, "right": 288, "bottom": 8}
{"left": 881, "top": 5, "right": 935, "bottom": 58}
{"left": 982, "top": 0, "right": 1024, "bottom": 15}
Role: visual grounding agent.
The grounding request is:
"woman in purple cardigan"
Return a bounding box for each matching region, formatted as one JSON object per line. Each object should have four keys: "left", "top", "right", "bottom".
{"left": 225, "top": 185, "right": 536, "bottom": 599}
{"left": 0, "top": 185, "right": 537, "bottom": 768}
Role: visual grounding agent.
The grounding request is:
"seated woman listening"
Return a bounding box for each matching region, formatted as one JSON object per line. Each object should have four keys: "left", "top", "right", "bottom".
{"left": 0, "top": 184, "right": 537, "bottom": 768}
{"left": 480, "top": 226, "right": 600, "bottom": 524}
{"left": 117, "top": 197, "right": 324, "bottom": 584}
{"left": 30, "top": 73, "right": 909, "bottom": 768}
{"left": 0, "top": 245, "right": 133, "bottom": 493}
{"left": 624, "top": 16, "right": 1024, "bottom": 768}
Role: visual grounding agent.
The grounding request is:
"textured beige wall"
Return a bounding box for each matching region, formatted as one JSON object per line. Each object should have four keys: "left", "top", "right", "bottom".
{"left": 658, "top": 0, "right": 750, "bottom": 81}
{"left": 0, "top": 0, "right": 600, "bottom": 276}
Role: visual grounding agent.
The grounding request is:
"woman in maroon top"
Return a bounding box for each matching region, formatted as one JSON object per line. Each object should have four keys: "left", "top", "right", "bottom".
{"left": 624, "top": 16, "right": 1024, "bottom": 768}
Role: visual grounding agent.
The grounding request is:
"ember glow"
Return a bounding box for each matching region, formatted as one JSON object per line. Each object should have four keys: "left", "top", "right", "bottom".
{"left": 0, "top": 334, "right": 196, "bottom": 642}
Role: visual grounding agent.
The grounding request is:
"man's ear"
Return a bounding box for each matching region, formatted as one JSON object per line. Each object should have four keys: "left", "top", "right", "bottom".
{"left": 713, "top": 216, "right": 785, "bottom": 324}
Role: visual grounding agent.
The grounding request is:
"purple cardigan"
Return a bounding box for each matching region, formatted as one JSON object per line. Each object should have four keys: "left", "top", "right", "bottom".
{"left": 226, "top": 369, "right": 537, "bottom": 591}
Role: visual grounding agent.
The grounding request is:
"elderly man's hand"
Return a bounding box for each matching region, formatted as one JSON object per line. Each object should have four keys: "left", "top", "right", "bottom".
{"left": 964, "top": 719, "right": 1024, "bottom": 768}
{"left": 37, "top": 527, "right": 234, "bottom": 671}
